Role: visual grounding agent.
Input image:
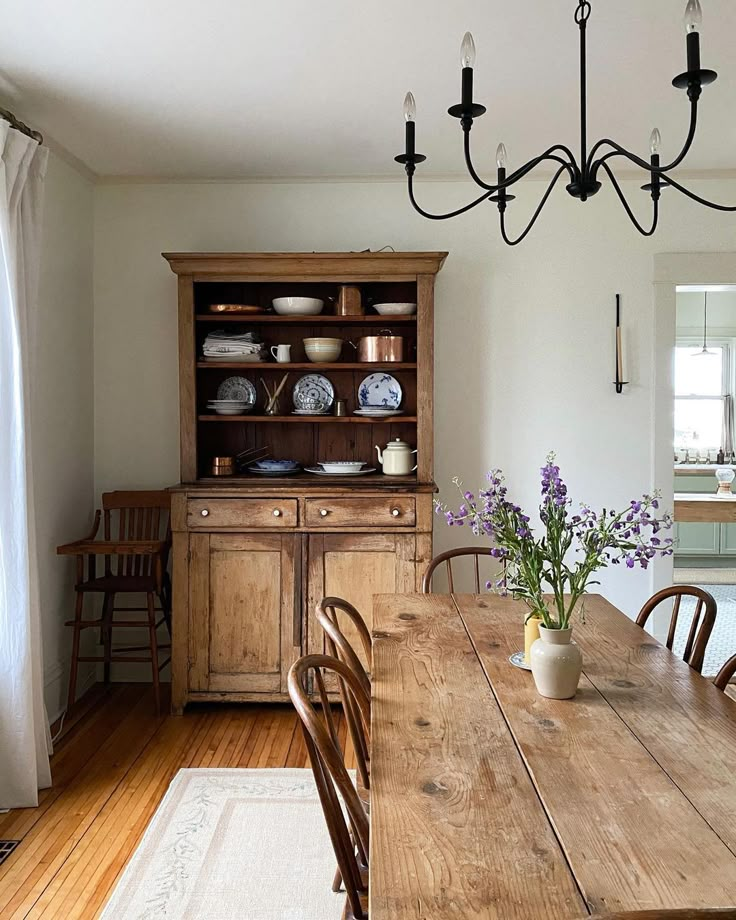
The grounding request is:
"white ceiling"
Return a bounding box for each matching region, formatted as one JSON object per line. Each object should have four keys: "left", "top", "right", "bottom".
{"left": 2, "top": 0, "right": 736, "bottom": 179}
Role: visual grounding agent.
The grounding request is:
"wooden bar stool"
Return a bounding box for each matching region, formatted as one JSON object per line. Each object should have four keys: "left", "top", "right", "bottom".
{"left": 57, "top": 490, "right": 172, "bottom": 714}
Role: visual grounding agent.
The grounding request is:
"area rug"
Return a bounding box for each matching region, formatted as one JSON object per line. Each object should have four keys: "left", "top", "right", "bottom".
{"left": 101, "top": 768, "right": 345, "bottom": 920}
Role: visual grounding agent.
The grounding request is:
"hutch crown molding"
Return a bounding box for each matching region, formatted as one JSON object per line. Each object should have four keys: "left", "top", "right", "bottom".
{"left": 164, "top": 251, "right": 446, "bottom": 712}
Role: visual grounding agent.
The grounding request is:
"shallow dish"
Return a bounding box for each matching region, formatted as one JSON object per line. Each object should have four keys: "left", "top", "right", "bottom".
{"left": 253, "top": 459, "right": 300, "bottom": 471}
{"left": 373, "top": 302, "right": 417, "bottom": 316}
{"left": 246, "top": 464, "right": 302, "bottom": 477}
{"left": 210, "top": 406, "right": 252, "bottom": 416}
{"left": 320, "top": 461, "right": 366, "bottom": 473}
{"left": 272, "top": 297, "right": 324, "bottom": 316}
{"left": 509, "top": 651, "right": 532, "bottom": 672}
{"left": 305, "top": 466, "right": 377, "bottom": 477}
{"left": 208, "top": 304, "right": 264, "bottom": 314}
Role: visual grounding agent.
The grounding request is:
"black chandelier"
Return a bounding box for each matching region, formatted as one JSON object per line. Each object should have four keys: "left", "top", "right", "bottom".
{"left": 395, "top": 0, "right": 736, "bottom": 245}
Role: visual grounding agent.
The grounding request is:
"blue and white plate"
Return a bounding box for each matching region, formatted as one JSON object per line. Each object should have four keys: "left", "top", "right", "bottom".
{"left": 293, "top": 374, "right": 335, "bottom": 412}
{"left": 358, "top": 373, "right": 402, "bottom": 409}
{"left": 217, "top": 376, "right": 257, "bottom": 406}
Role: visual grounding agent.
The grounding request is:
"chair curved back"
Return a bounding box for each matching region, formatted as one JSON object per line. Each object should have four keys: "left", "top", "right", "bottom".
{"left": 636, "top": 585, "right": 717, "bottom": 674}
{"left": 589, "top": 909, "right": 736, "bottom": 919}
{"left": 315, "top": 597, "right": 372, "bottom": 791}
{"left": 288, "top": 654, "right": 370, "bottom": 920}
{"left": 715, "top": 654, "right": 736, "bottom": 693}
{"left": 422, "top": 546, "right": 497, "bottom": 594}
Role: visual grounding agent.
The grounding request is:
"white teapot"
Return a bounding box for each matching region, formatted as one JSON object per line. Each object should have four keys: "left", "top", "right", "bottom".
{"left": 375, "top": 438, "right": 418, "bottom": 476}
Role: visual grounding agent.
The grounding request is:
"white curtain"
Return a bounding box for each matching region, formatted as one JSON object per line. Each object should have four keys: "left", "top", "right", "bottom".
{"left": 0, "top": 122, "right": 51, "bottom": 808}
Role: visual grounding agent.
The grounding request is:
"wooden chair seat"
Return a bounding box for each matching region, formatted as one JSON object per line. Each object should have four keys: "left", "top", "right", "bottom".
{"left": 76, "top": 574, "right": 160, "bottom": 593}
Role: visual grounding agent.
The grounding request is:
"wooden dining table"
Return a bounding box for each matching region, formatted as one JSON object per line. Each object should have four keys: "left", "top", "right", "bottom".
{"left": 369, "top": 592, "right": 736, "bottom": 919}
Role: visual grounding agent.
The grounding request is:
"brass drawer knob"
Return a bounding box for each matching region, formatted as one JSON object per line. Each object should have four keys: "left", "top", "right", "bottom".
{"left": 200, "top": 509, "right": 210, "bottom": 517}
{"left": 391, "top": 508, "right": 401, "bottom": 517}
{"left": 273, "top": 509, "right": 282, "bottom": 517}
{"left": 319, "top": 509, "right": 329, "bottom": 517}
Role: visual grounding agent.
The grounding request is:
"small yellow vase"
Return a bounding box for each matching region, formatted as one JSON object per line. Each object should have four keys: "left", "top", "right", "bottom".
{"left": 524, "top": 616, "right": 542, "bottom": 664}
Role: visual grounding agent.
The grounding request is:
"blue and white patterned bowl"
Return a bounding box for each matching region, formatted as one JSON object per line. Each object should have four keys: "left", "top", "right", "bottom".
{"left": 253, "top": 459, "right": 300, "bottom": 471}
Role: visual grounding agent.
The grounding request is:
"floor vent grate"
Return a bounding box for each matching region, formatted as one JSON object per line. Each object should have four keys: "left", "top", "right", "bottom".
{"left": 0, "top": 840, "right": 20, "bottom": 865}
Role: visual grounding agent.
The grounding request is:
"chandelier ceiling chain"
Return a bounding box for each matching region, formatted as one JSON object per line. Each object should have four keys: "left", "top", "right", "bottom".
{"left": 394, "top": 0, "right": 735, "bottom": 245}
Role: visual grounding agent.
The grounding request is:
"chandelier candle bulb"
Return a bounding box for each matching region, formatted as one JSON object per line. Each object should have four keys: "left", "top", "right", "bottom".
{"left": 684, "top": 0, "right": 703, "bottom": 34}
{"left": 496, "top": 143, "right": 508, "bottom": 169}
{"left": 649, "top": 128, "right": 661, "bottom": 156}
{"left": 460, "top": 31, "right": 476, "bottom": 68}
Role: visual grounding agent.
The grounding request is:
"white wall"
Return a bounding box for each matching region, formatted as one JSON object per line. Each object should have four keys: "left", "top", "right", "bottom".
{"left": 93, "top": 176, "right": 736, "bottom": 619}
{"left": 36, "top": 151, "right": 95, "bottom": 720}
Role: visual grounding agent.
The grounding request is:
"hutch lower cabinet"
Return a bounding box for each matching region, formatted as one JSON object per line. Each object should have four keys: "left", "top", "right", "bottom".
{"left": 165, "top": 251, "right": 446, "bottom": 712}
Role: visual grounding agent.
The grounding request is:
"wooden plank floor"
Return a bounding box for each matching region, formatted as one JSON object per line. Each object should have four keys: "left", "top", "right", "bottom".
{"left": 0, "top": 683, "right": 343, "bottom": 920}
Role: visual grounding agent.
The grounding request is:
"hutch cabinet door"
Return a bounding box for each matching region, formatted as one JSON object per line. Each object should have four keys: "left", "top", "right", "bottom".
{"left": 188, "top": 532, "right": 300, "bottom": 694}
{"left": 306, "top": 533, "right": 417, "bottom": 669}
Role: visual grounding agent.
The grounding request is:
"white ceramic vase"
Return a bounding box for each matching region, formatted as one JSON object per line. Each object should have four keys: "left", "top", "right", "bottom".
{"left": 529, "top": 626, "right": 583, "bottom": 700}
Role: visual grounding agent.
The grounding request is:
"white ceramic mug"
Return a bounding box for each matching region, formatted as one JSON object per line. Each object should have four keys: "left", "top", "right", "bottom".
{"left": 270, "top": 344, "right": 291, "bottom": 363}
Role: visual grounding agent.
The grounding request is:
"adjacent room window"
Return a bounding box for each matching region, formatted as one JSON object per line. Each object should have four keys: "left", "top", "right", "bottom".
{"left": 674, "top": 344, "right": 726, "bottom": 451}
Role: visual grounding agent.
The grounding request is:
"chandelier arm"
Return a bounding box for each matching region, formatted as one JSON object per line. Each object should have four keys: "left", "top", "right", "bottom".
{"left": 587, "top": 99, "right": 698, "bottom": 177}
{"left": 599, "top": 161, "right": 660, "bottom": 236}
{"left": 407, "top": 172, "right": 492, "bottom": 220}
{"left": 660, "top": 174, "right": 736, "bottom": 212}
{"left": 463, "top": 131, "right": 578, "bottom": 191}
{"left": 499, "top": 165, "right": 568, "bottom": 246}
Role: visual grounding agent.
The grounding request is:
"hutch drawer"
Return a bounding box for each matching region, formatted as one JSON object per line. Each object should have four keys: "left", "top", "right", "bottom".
{"left": 187, "top": 498, "right": 298, "bottom": 529}
{"left": 304, "top": 496, "right": 416, "bottom": 528}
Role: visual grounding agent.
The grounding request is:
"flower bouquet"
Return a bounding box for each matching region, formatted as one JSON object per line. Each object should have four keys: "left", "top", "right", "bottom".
{"left": 436, "top": 454, "right": 674, "bottom": 698}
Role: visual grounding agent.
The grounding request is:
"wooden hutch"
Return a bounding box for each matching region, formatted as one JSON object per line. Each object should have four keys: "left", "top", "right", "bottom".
{"left": 164, "top": 251, "right": 446, "bottom": 712}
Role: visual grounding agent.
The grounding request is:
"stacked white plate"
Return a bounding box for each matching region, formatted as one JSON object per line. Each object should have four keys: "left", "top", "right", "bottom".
{"left": 353, "top": 408, "right": 404, "bottom": 418}
{"left": 319, "top": 461, "right": 365, "bottom": 473}
{"left": 305, "top": 464, "right": 377, "bottom": 477}
{"left": 207, "top": 399, "right": 253, "bottom": 416}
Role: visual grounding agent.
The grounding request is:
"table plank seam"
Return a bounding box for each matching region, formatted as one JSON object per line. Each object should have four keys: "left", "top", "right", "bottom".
{"left": 450, "top": 594, "right": 594, "bottom": 918}
{"left": 581, "top": 667, "right": 736, "bottom": 863}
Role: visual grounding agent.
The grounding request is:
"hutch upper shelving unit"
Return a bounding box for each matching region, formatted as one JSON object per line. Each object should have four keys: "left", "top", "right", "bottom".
{"left": 164, "top": 251, "right": 446, "bottom": 711}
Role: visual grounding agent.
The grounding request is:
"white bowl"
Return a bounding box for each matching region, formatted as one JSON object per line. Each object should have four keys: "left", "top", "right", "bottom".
{"left": 272, "top": 297, "right": 324, "bottom": 316}
{"left": 304, "top": 337, "right": 342, "bottom": 363}
{"left": 373, "top": 302, "right": 417, "bottom": 316}
{"left": 320, "top": 461, "right": 366, "bottom": 473}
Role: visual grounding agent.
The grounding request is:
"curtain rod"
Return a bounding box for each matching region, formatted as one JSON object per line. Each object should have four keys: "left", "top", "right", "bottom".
{"left": 0, "top": 107, "right": 43, "bottom": 144}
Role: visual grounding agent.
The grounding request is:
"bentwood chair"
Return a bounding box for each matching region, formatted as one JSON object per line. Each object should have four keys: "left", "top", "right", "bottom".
{"left": 421, "top": 546, "right": 498, "bottom": 594}
{"left": 715, "top": 654, "right": 736, "bottom": 693}
{"left": 288, "top": 655, "right": 370, "bottom": 920}
{"left": 635, "top": 585, "right": 717, "bottom": 674}
{"left": 589, "top": 910, "right": 736, "bottom": 919}
{"left": 316, "top": 597, "right": 372, "bottom": 799}
{"left": 57, "top": 490, "right": 172, "bottom": 715}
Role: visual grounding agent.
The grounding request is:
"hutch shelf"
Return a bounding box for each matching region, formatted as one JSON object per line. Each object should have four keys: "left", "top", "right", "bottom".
{"left": 164, "top": 251, "right": 446, "bottom": 712}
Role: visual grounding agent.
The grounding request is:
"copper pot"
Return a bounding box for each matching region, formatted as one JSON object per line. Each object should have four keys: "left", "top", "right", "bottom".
{"left": 355, "top": 329, "right": 404, "bottom": 363}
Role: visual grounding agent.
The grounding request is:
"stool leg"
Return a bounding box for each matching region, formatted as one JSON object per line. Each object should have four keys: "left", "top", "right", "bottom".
{"left": 147, "top": 591, "right": 161, "bottom": 716}
{"left": 102, "top": 592, "right": 115, "bottom": 684}
{"left": 67, "top": 590, "right": 84, "bottom": 713}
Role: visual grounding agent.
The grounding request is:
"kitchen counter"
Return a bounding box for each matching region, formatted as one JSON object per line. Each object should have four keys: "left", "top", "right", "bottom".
{"left": 674, "top": 491, "right": 736, "bottom": 522}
